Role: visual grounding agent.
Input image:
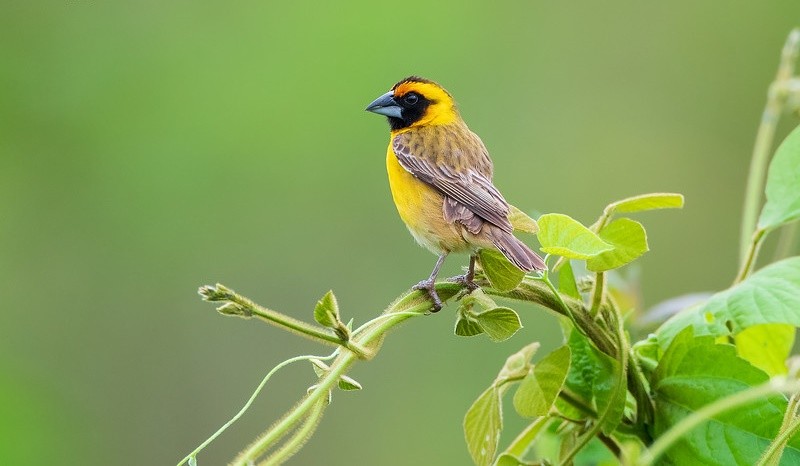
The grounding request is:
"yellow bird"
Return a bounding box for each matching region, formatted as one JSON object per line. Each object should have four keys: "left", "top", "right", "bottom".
{"left": 366, "top": 76, "right": 545, "bottom": 311}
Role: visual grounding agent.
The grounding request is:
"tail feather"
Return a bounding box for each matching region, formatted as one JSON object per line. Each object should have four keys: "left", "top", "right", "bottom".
{"left": 489, "top": 228, "right": 546, "bottom": 272}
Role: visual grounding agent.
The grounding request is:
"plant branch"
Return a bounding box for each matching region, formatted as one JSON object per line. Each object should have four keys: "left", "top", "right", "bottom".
{"left": 259, "top": 397, "right": 327, "bottom": 466}
{"left": 758, "top": 418, "right": 800, "bottom": 466}
{"left": 739, "top": 29, "right": 800, "bottom": 263}
{"left": 199, "top": 284, "right": 370, "bottom": 359}
{"left": 230, "top": 354, "right": 356, "bottom": 465}
{"left": 561, "top": 304, "right": 629, "bottom": 464}
{"left": 176, "top": 353, "right": 336, "bottom": 466}
{"left": 542, "top": 275, "right": 618, "bottom": 358}
{"left": 224, "top": 284, "right": 456, "bottom": 465}
{"left": 757, "top": 392, "right": 800, "bottom": 466}
{"left": 734, "top": 228, "right": 767, "bottom": 284}
{"left": 628, "top": 348, "right": 655, "bottom": 432}
{"left": 559, "top": 387, "right": 598, "bottom": 419}
{"left": 590, "top": 272, "right": 605, "bottom": 317}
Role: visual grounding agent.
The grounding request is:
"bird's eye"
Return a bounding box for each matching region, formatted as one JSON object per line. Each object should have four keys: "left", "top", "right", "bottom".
{"left": 403, "top": 93, "right": 419, "bottom": 106}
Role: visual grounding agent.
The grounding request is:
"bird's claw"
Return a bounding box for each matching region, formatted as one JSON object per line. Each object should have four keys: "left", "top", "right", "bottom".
{"left": 412, "top": 279, "right": 443, "bottom": 312}
{"left": 447, "top": 273, "right": 480, "bottom": 292}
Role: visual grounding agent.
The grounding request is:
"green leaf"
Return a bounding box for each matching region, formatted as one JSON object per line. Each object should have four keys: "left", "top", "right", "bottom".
{"left": 604, "top": 192, "right": 685, "bottom": 214}
{"left": 475, "top": 307, "right": 523, "bottom": 342}
{"left": 735, "top": 323, "right": 794, "bottom": 376}
{"left": 651, "top": 328, "right": 800, "bottom": 464}
{"left": 494, "top": 453, "right": 526, "bottom": 466}
{"left": 313, "top": 290, "right": 340, "bottom": 328}
{"left": 508, "top": 204, "right": 539, "bottom": 234}
{"left": 758, "top": 124, "right": 800, "bottom": 230}
{"left": 478, "top": 249, "right": 526, "bottom": 292}
{"left": 309, "top": 358, "right": 329, "bottom": 378}
{"left": 513, "top": 346, "right": 571, "bottom": 418}
{"left": 455, "top": 312, "right": 484, "bottom": 337}
{"left": 558, "top": 260, "right": 580, "bottom": 300}
{"left": 564, "top": 331, "right": 625, "bottom": 434}
{"left": 463, "top": 339, "right": 541, "bottom": 466}
{"left": 537, "top": 213, "right": 613, "bottom": 259}
{"left": 464, "top": 386, "right": 503, "bottom": 466}
{"left": 337, "top": 374, "right": 362, "bottom": 391}
{"left": 656, "top": 257, "right": 800, "bottom": 351}
{"left": 586, "top": 218, "right": 649, "bottom": 272}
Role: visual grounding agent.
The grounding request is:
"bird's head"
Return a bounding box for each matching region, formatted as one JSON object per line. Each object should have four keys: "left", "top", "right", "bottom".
{"left": 365, "top": 76, "right": 459, "bottom": 131}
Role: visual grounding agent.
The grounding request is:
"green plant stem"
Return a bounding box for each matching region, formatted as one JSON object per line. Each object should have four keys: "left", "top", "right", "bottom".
{"left": 638, "top": 378, "right": 800, "bottom": 466}
{"left": 536, "top": 274, "right": 617, "bottom": 358}
{"left": 782, "top": 393, "right": 800, "bottom": 429}
{"left": 590, "top": 272, "right": 605, "bottom": 317}
{"left": 232, "top": 351, "right": 357, "bottom": 465}
{"left": 559, "top": 387, "right": 598, "bottom": 419}
{"left": 628, "top": 349, "right": 655, "bottom": 430}
{"left": 229, "top": 292, "right": 440, "bottom": 465}
{"left": 483, "top": 274, "right": 617, "bottom": 358}
{"left": 757, "top": 393, "right": 800, "bottom": 466}
{"left": 735, "top": 228, "right": 767, "bottom": 284}
{"left": 259, "top": 397, "right": 327, "bottom": 466}
{"left": 215, "top": 286, "right": 371, "bottom": 359}
{"left": 561, "top": 305, "right": 629, "bottom": 464}
{"left": 739, "top": 29, "right": 800, "bottom": 263}
{"left": 175, "top": 353, "right": 335, "bottom": 466}
{"left": 757, "top": 417, "right": 800, "bottom": 466}
{"left": 597, "top": 432, "right": 622, "bottom": 458}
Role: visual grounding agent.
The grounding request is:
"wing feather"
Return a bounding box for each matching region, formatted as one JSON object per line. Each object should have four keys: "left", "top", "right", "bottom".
{"left": 392, "top": 128, "right": 513, "bottom": 233}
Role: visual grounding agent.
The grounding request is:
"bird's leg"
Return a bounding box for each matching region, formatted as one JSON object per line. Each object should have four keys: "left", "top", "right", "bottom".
{"left": 447, "top": 254, "right": 479, "bottom": 291}
{"left": 413, "top": 253, "right": 447, "bottom": 312}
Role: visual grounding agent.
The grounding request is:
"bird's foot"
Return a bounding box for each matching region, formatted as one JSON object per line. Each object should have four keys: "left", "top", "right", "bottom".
{"left": 447, "top": 273, "right": 480, "bottom": 292}
{"left": 412, "top": 278, "right": 443, "bottom": 312}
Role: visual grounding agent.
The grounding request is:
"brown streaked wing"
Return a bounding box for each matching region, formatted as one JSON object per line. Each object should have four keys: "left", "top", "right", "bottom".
{"left": 392, "top": 129, "right": 513, "bottom": 233}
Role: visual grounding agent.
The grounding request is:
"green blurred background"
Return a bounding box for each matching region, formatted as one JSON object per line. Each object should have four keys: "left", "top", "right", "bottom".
{"left": 2, "top": 2, "right": 799, "bottom": 465}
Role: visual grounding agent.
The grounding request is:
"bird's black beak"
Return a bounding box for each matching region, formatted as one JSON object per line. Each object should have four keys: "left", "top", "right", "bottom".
{"left": 365, "top": 91, "right": 403, "bottom": 119}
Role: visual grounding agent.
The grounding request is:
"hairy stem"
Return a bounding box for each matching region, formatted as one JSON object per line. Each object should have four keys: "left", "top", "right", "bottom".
{"left": 757, "top": 393, "right": 800, "bottom": 466}
{"left": 231, "top": 353, "right": 357, "bottom": 464}
{"left": 561, "top": 305, "right": 629, "bottom": 464}
{"left": 176, "top": 354, "right": 335, "bottom": 466}
{"left": 259, "top": 397, "right": 327, "bottom": 466}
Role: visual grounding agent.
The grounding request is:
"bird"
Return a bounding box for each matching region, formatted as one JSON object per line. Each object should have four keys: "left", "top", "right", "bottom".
{"left": 365, "top": 76, "right": 546, "bottom": 312}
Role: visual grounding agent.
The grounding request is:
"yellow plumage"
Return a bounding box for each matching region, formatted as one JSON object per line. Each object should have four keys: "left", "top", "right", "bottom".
{"left": 386, "top": 145, "right": 467, "bottom": 254}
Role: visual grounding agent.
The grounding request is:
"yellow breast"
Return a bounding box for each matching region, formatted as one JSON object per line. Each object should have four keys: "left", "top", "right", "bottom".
{"left": 385, "top": 144, "right": 468, "bottom": 254}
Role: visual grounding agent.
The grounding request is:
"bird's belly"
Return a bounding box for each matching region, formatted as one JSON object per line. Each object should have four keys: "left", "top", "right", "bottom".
{"left": 386, "top": 150, "right": 469, "bottom": 253}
